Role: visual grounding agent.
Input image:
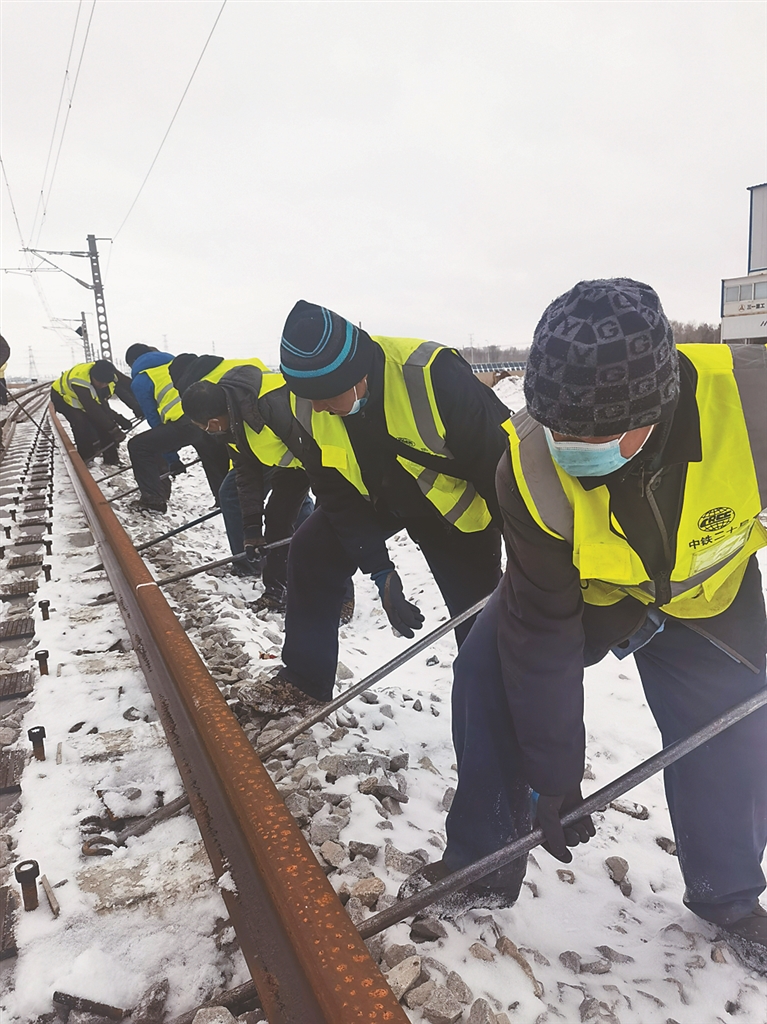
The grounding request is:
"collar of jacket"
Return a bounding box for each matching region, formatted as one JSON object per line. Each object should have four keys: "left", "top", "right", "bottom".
{"left": 131, "top": 351, "right": 174, "bottom": 377}
{"left": 172, "top": 354, "right": 223, "bottom": 393}
{"left": 579, "top": 351, "right": 702, "bottom": 492}
{"left": 218, "top": 365, "right": 266, "bottom": 434}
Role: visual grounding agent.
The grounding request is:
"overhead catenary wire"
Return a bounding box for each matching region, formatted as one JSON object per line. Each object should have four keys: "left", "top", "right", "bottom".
{"left": 112, "top": 0, "right": 228, "bottom": 241}
{"left": 30, "top": 0, "right": 98, "bottom": 248}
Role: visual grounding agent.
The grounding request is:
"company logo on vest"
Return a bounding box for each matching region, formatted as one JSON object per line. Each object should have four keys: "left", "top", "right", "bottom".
{"left": 698, "top": 507, "right": 736, "bottom": 532}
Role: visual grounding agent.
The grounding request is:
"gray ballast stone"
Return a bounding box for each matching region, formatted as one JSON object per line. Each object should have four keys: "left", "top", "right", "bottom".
{"left": 467, "top": 999, "right": 497, "bottom": 1024}
{"left": 383, "top": 943, "right": 418, "bottom": 969}
{"left": 193, "top": 1010, "right": 238, "bottom": 1024}
{"left": 348, "top": 840, "right": 379, "bottom": 861}
{"left": 385, "top": 955, "right": 422, "bottom": 1000}
{"left": 351, "top": 876, "right": 386, "bottom": 908}
{"left": 446, "top": 970, "right": 473, "bottom": 1004}
{"left": 410, "top": 917, "right": 448, "bottom": 943}
{"left": 405, "top": 980, "right": 436, "bottom": 1009}
{"left": 422, "top": 987, "right": 464, "bottom": 1024}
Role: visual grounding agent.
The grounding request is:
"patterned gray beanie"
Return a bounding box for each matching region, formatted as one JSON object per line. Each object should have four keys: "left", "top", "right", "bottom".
{"left": 524, "top": 278, "right": 679, "bottom": 436}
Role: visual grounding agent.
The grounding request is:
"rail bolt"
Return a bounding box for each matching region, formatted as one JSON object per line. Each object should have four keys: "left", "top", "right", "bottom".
{"left": 14, "top": 860, "right": 40, "bottom": 911}
{"left": 9, "top": 510, "right": 16, "bottom": 522}
{"left": 38, "top": 600, "right": 50, "bottom": 621}
{"left": 35, "top": 650, "right": 49, "bottom": 676}
{"left": 0, "top": 546, "right": 4, "bottom": 560}
{"left": 3, "top": 525, "right": 10, "bottom": 539}
{"left": 42, "top": 564, "right": 52, "bottom": 582}
{"left": 28, "top": 726, "right": 46, "bottom": 761}
{"left": 46, "top": 522, "right": 53, "bottom": 535}
{"left": 43, "top": 539, "right": 53, "bottom": 556}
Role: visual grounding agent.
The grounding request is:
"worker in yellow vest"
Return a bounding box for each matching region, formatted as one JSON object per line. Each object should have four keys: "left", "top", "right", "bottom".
{"left": 0, "top": 333, "right": 9, "bottom": 407}
{"left": 124, "top": 344, "right": 230, "bottom": 513}
{"left": 51, "top": 359, "right": 140, "bottom": 464}
{"left": 181, "top": 359, "right": 321, "bottom": 611}
{"left": 265, "top": 300, "right": 513, "bottom": 715}
{"left": 401, "top": 279, "right": 767, "bottom": 968}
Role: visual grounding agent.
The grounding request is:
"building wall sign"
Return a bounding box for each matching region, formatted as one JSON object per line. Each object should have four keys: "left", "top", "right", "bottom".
{"left": 721, "top": 311, "right": 767, "bottom": 341}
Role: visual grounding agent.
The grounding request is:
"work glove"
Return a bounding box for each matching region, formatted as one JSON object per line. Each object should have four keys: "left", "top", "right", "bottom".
{"left": 534, "top": 787, "right": 596, "bottom": 863}
{"left": 114, "top": 414, "right": 133, "bottom": 431}
{"left": 109, "top": 426, "right": 126, "bottom": 444}
{"left": 166, "top": 460, "right": 186, "bottom": 477}
{"left": 243, "top": 525, "right": 266, "bottom": 564}
{"left": 372, "top": 568, "right": 425, "bottom": 639}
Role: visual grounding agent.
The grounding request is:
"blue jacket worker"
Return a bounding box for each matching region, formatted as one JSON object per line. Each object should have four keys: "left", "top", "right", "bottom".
{"left": 124, "top": 344, "right": 230, "bottom": 513}
{"left": 401, "top": 279, "right": 767, "bottom": 972}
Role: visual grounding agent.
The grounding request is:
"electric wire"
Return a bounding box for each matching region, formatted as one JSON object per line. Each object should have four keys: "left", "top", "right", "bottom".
{"left": 28, "top": 0, "right": 84, "bottom": 244}
{"left": 112, "top": 0, "right": 228, "bottom": 240}
{"left": 31, "top": 0, "right": 98, "bottom": 248}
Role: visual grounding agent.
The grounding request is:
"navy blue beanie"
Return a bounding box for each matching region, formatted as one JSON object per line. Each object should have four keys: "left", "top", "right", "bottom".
{"left": 280, "top": 300, "right": 374, "bottom": 399}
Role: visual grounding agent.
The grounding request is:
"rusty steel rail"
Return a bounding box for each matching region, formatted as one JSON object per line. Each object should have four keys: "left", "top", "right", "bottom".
{"left": 50, "top": 406, "right": 408, "bottom": 1024}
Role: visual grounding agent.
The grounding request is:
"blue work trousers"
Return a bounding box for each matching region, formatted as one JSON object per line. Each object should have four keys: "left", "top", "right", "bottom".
{"left": 282, "top": 509, "right": 502, "bottom": 701}
{"left": 446, "top": 584, "right": 767, "bottom": 924}
{"left": 218, "top": 468, "right": 314, "bottom": 588}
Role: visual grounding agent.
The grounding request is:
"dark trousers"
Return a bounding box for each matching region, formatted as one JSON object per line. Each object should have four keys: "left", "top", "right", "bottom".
{"left": 217, "top": 468, "right": 314, "bottom": 589}
{"left": 282, "top": 509, "right": 502, "bottom": 701}
{"left": 127, "top": 419, "right": 230, "bottom": 503}
{"left": 445, "top": 583, "right": 767, "bottom": 923}
{"left": 51, "top": 389, "right": 119, "bottom": 464}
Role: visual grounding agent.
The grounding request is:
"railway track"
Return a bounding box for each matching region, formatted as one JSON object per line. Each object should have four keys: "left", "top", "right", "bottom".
{"left": 2, "top": 395, "right": 764, "bottom": 1024}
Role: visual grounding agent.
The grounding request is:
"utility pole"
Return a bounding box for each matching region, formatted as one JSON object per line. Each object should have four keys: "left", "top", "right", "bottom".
{"left": 28, "top": 347, "right": 39, "bottom": 381}
{"left": 87, "top": 235, "right": 113, "bottom": 361}
{"left": 79, "top": 312, "right": 92, "bottom": 361}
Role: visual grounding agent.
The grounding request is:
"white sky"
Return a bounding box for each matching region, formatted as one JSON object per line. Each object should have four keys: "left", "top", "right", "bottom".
{"left": 1, "top": 0, "right": 765, "bottom": 377}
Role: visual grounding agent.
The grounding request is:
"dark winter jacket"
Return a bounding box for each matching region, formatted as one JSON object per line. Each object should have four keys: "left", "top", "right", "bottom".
{"left": 69, "top": 370, "right": 141, "bottom": 432}
{"left": 215, "top": 364, "right": 310, "bottom": 532}
{"left": 496, "top": 352, "right": 767, "bottom": 796}
{"left": 297, "top": 343, "right": 512, "bottom": 576}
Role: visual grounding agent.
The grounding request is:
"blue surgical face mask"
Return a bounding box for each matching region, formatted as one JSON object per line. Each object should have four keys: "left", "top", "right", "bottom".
{"left": 544, "top": 425, "right": 654, "bottom": 478}
{"left": 343, "top": 383, "right": 368, "bottom": 417}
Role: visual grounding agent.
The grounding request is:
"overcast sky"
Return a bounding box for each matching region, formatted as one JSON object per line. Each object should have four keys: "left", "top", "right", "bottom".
{"left": 1, "top": 0, "right": 765, "bottom": 377}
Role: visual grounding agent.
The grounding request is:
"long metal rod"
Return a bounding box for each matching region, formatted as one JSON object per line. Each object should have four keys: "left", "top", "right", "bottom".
{"left": 50, "top": 406, "right": 408, "bottom": 1024}
{"left": 96, "top": 455, "right": 200, "bottom": 485}
{"left": 358, "top": 687, "right": 767, "bottom": 938}
{"left": 85, "top": 508, "right": 222, "bottom": 571}
{"left": 156, "top": 538, "right": 291, "bottom": 587}
{"left": 257, "top": 595, "right": 491, "bottom": 759}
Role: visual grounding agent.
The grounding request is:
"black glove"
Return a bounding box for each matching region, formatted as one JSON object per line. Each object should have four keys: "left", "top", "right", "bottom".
{"left": 166, "top": 461, "right": 186, "bottom": 477}
{"left": 535, "top": 787, "right": 596, "bottom": 863}
{"left": 109, "top": 426, "right": 126, "bottom": 444}
{"left": 115, "top": 414, "right": 133, "bottom": 431}
{"left": 372, "top": 569, "right": 425, "bottom": 639}
{"left": 0, "top": 380, "right": 8, "bottom": 406}
{"left": 243, "top": 525, "right": 266, "bottom": 564}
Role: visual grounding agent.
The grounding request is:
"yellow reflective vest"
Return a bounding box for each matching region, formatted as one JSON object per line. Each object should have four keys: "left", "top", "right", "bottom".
{"left": 52, "top": 362, "right": 115, "bottom": 410}
{"left": 291, "top": 336, "right": 510, "bottom": 533}
{"left": 508, "top": 344, "right": 767, "bottom": 619}
{"left": 197, "top": 359, "right": 302, "bottom": 470}
{"left": 141, "top": 362, "right": 184, "bottom": 424}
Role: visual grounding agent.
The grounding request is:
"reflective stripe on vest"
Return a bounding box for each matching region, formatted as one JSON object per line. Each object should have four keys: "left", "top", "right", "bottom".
{"left": 291, "top": 337, "right": 508, "bottom": 532}
{"left": 207, "top": 362, "right": 301, "bottom": 470}
{"left": 240, "top": 372, "right": 302, "bottom": 469}
{"left": 508, "top": 344, "right": 767, "bottom": 618}
{"left": 142, "top": 363, "right": 184, "bottom": 423}
{"left": 52, "top": 362, "right": 114, "bottom": 409}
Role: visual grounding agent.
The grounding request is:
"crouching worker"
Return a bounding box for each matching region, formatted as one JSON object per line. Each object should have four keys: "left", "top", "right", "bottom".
{"left": 51, "top": 359, "right": 141, "bottom": 464}
{"left": 182, "top": 365, "right": 314, "bottom": 613}
{"left": 403, "top": 278, "right": 767, "bottom": 970}
{"left": 124, "top": 344, "right": 230, "bottom": 513}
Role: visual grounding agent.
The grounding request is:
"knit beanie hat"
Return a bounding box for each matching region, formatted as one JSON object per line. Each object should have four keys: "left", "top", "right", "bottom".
{"left": 525, "top": 279, "right": 679, "bottom": 437}
{"left": 91, "top": 359, "right": 117, "bottom": 384}
{"left": 280, "top": 300, "right": 375, "bottom": 399}
{"left": 124, "top": 343, "right": 156, "bottom": 367}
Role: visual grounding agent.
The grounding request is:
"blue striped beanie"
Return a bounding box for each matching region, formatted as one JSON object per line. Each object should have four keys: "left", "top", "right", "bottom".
{"left": 280, "top": 300, "right": 374, "bottom": 399}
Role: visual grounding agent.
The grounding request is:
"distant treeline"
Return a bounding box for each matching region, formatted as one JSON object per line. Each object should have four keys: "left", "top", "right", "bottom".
{"left": 460, "top": 321, "right": 721, "bottom": 365}
{"left": 459, "top": 345, "right": 530, "bottom": 364}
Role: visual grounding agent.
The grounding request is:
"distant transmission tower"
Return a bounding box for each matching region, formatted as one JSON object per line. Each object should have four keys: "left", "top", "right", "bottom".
{"left": 28, "top": 347, "right": 39, "bottom": 381}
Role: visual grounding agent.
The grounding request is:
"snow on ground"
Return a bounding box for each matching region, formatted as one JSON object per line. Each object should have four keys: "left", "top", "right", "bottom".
{"left": 2, "top": 392, "right": 766, "bottom": 1023}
